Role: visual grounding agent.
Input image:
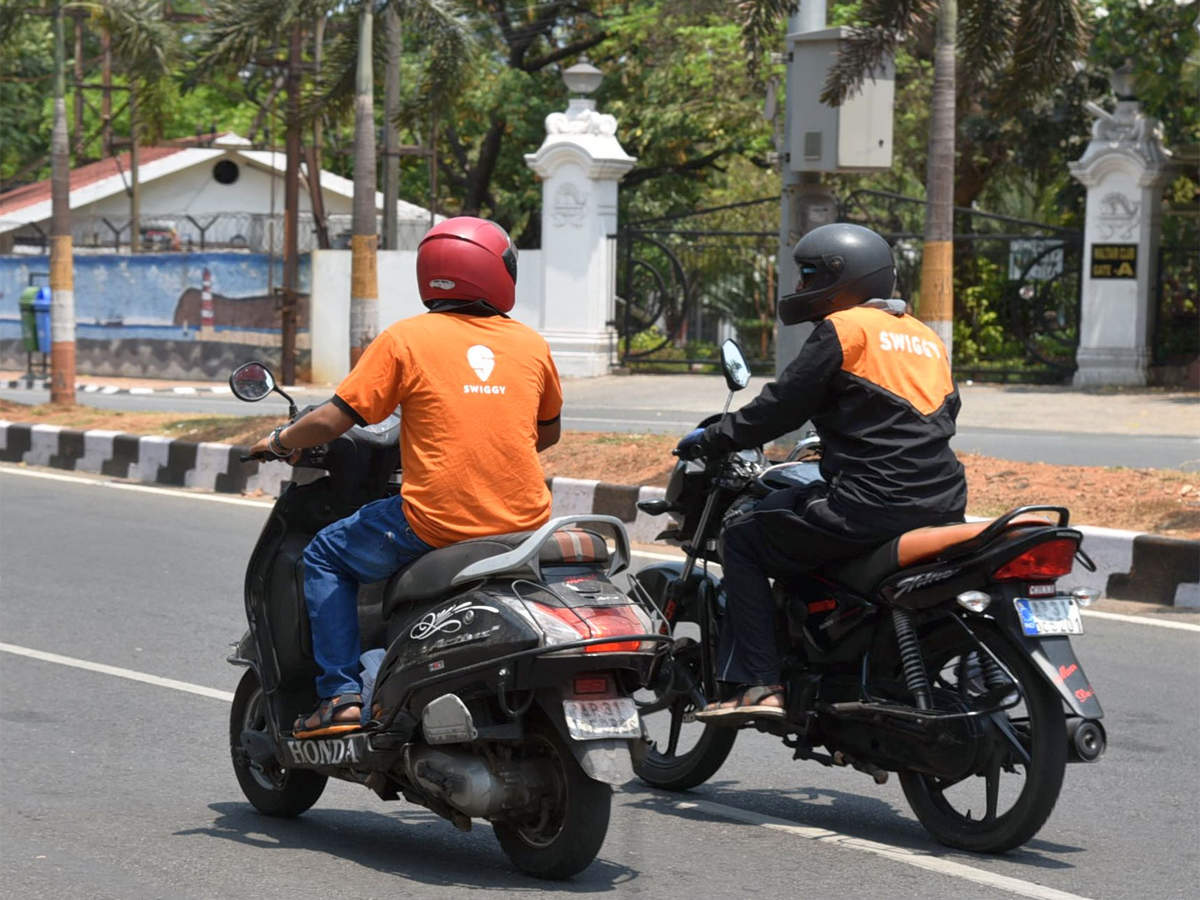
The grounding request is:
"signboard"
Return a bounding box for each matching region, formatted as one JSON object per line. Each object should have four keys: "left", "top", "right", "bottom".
{"left": 1090, "top": 244, "right": 1137, "bottom": 279}
{"left": 1008, "top": 239, "right": 1064, "bottom": 281}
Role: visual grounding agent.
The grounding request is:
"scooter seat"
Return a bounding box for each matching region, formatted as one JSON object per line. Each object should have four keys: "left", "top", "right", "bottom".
{"left": 827, "top": 514, "right": 1053, "bottom": 596}
{"left": 382, "top": 528, "right": 610, "bottom": 615}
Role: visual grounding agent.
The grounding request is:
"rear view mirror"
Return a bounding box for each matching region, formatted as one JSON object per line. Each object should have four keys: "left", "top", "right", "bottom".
{"left": 229, "top": 361, "right": 276, "bottom": 402}
{"left": 720, "top": 339, "right": 751, "bottom": 392}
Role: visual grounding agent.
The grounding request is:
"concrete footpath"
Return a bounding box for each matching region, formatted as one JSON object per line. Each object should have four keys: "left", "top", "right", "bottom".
{"left": 2, "top": 371, "right": 1198, "bottom": 606}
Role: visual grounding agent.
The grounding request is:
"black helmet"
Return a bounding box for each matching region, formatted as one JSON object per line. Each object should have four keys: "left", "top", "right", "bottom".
{"left": 778, "top": 223, "right": 897, "bottom": 325}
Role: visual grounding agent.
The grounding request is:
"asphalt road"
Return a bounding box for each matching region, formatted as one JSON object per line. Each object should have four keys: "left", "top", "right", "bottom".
{"left": 2, "top": 466, "right": 1199, "bottom": 899}
{"left": 3, "top": 383, "right": 1198, "bottom": 470}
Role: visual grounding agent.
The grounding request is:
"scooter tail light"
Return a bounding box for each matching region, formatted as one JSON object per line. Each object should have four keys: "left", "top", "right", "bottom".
{"left": 535, "top": 603, "right": 654, "bottom": 653}
{"left": 992, "top": 538, "right": 1077, "bottom": 581}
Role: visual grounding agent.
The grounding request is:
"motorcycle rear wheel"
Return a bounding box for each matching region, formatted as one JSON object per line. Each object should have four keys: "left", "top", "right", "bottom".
{"left": 229, "top": 668, "right": 327, "bottom": 818}
{"left": 899, "top": 621, "right": 1067, "bottom": 853}
{"left": 493, "top": 720, "right": 612, "bottom": 879}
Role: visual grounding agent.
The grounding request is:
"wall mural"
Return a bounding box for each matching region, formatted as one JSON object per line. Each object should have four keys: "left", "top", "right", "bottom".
{"left": 0, "top": 252, "right": 311, "bottom": 380}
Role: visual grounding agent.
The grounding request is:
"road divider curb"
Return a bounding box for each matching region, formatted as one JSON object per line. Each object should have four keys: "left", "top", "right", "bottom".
{"left": 2, "top": 420, "right": 1196, "bottom": 607}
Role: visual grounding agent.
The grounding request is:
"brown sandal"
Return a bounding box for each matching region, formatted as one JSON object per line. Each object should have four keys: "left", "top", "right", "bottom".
{"left": 292, "top": 693, "right": 363, "bottom": 738}
{"left": 694, "top": 684, "right": 786, "bottom": 725}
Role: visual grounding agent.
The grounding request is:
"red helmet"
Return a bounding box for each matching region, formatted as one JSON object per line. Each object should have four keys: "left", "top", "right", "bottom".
{"left": 416, "top": 216, "right": 518, "bottom": 313}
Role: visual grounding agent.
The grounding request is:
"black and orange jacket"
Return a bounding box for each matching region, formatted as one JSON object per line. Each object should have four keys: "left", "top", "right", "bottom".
{"left": 709, "top": 301, "right": 967, "bottom": 535}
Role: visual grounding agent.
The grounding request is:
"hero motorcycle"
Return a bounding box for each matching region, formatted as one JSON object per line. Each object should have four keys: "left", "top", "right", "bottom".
{"left": 224, "top": 361, "right": 668, "bottom": 879}
{"left": 630, "top": 340, "right": 1106, "bottom": 853}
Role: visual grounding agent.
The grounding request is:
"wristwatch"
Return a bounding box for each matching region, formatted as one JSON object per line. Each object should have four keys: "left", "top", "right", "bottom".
{"left": 268, "top": 425, "right": 292, "bottom": 457}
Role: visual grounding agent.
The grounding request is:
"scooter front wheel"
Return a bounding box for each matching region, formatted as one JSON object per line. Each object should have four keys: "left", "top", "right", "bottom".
{"left": 229, "top": 668, "right": 327, "bottom": 817}
{"left": 493, "top": 720, "right": 611, "bottom": 879}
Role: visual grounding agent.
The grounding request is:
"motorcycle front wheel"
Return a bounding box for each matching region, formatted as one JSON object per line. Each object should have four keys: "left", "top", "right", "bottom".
{"left": 899, "top": 620, "right": 1067, "bottom": 853}
{"left": 229, "top": 668, "right": 327, "bottom": 817}
{"left": 492, "top": 718, "right": 612, "bottom": 879}
{"left": 633, "top": 636, "right": 737, "bottom": 791}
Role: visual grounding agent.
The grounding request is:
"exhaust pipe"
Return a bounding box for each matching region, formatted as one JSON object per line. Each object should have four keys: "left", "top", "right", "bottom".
{"left": 402, "top": 746, "right": 546, "bottom": 818}
{"left": 1067, "top": 718, "right": 1106, "bottom": 763}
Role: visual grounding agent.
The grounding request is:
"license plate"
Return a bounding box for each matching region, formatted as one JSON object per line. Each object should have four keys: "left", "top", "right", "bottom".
{"left": 562, "top": 698, "right": 641, "bottom": 741}
{"left": 1013, "top": 597, "right": 1083, "bottom": 636}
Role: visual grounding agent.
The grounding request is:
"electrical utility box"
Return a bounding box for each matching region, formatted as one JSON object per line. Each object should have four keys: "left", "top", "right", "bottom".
{"left": 787, "top": 26, "right": 894, "bottom": 173}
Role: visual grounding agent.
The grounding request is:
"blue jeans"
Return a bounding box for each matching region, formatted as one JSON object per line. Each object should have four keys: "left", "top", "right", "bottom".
{"left": 303, "top": 496, "right": 434, "bottom": 698}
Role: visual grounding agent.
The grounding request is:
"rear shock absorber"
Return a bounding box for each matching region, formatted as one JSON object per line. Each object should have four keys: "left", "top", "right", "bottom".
{"left": 893, "top": 608, "right": 932, "bottom": 710}
{"left": 979, "top": 650, "right": 1011, "bottom": 691}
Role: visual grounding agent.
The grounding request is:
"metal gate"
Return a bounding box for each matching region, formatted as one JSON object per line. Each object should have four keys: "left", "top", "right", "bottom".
{"left": 614, "top": 190, "right": 1083, "bottom": 382}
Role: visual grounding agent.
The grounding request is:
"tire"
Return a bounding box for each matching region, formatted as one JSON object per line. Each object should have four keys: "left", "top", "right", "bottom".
{"left": 229, "top": 668, "right": 327, "bottom": 818}
{"left": 634, "top": 637, "right": 737, "bottom": 791}
{"left": 899, "top": 621, "right": 1067, "bottom": 853}
{"left": 493, "top": 722, "right": 612, "bottom": 880}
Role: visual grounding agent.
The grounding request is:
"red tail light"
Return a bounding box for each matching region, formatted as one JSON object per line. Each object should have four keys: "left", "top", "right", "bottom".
{"left": 538, "top": 604, "right": 646, "bottom": 653}
{"left": 573, "top": 676, "right": 610, "bottom": 694}
{"left": 993, "top": 539, "right": 1077, "bottom": 581}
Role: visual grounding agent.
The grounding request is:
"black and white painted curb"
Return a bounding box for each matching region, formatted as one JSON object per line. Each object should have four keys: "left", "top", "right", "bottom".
{"left": 4, "top": 420, "right": 1197, "bottom": 608}
{"left": 3, "top": 377, "right": 232, "bottom": 397}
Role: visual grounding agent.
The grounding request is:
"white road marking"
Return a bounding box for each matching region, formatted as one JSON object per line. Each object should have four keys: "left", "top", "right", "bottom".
{"left": 1081, "top": 609, "right": 1200, "bottom": 633}
{"left": 0, "top": 464, "right": 273, "bottom": 508}
{"left": 664, "top": 798, "right": 1093, "bottom": 900}
{"left": 1, "top": 636, "right": 1092, "bottom": 900}
{"left": 128, "top": 387, "right": 154, "bottom": 395}
{"left": 0, "top": 642, "right": 235, "bottom": 702}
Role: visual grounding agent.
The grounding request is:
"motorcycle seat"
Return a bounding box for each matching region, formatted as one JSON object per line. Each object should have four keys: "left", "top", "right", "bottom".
{"left": 382, "top": 527, "right": 610, "bottom": 614}
{"left": 828, "top": 514, "right": 1054, "bottom": 596}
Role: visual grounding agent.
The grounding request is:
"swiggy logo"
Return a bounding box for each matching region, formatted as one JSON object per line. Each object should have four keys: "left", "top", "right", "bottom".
{"left": 464, "top": 345, "right": 507, "bottom": 395}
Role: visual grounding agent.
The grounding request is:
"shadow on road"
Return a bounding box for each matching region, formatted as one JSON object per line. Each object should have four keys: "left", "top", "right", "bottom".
{"left": 175, "top": 802, "right": 639, "bottom": 892}
{"left": 626, "top": 781, "right": 1083, "bottom": 871}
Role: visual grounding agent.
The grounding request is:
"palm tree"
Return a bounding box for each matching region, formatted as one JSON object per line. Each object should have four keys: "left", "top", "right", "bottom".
{"left": 0, "top": 1, "right": 171, "bottom": 404}
{"left": 739, "top": 0, "right": 1088, "bottom": 362}
{"left": 197, "top": 0, "right": 470, "bottom": 374}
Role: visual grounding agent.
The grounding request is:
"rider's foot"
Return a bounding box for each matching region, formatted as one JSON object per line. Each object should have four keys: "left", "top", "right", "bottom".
{"left": 694, "top": 684, "right": 785, "bottom": 725}
{"left": 292, "top": 693, "right": 363, "bottom": 738}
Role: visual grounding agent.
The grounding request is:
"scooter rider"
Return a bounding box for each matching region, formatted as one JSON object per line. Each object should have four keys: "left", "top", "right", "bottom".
{"left": 677, "top": 223, "right": 967, "bottom": 723}
{"left": 250, "top": 217, "right": 563, "bottom": 738}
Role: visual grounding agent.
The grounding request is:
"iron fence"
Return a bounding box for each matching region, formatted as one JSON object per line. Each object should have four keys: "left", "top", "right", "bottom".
{"left": 615, "top": 190, "right": 1084, "bottom": 382}
{"left": 3, "top": 212, "right": 430, "bottom": 254}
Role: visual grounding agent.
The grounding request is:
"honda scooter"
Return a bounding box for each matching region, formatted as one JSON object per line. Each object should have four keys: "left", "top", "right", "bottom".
{"left": 225, "top": 361, "right": 667, "bottom": 879}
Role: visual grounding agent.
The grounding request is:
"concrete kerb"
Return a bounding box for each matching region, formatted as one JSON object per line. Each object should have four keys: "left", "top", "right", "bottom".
{"left": 2, "top": 419, "right": 1197, "bottom": 608}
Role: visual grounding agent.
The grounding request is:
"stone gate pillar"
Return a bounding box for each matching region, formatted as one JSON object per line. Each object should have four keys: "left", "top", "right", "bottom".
{"left": 1068, "top": 68, "right": 1172, "bottom": 387}
{"left": 525, "top": 60, "right": 635, "bottom": 377}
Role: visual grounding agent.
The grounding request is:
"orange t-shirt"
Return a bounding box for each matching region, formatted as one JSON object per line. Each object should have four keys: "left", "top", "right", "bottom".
{"left": 335, "top": 311, "right": 563, "bottom": 547}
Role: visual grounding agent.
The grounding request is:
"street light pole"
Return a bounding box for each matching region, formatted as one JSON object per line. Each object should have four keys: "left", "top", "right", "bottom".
{"left": 50, "top": 0, "right": 76, "bottom": 406}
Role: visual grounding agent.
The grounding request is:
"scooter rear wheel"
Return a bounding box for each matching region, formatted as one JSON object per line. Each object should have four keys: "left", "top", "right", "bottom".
{"left": 493, "top": 719, "right": 611, "bottom": 879}
{"left": 230, "top": 668, "right": 327, "bottom": 818}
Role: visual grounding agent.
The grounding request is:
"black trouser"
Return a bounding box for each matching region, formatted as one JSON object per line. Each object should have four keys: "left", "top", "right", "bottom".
{"left": 716, "top": 483, "right": 894, "bottom": 686}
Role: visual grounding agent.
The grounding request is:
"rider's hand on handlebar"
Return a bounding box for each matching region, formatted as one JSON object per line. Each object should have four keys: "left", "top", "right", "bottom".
{"left": 674, "top": 427, "right": 710, "bottom": 461}
{"left": 247, "top": 433, "right": 301, "bottom": 465}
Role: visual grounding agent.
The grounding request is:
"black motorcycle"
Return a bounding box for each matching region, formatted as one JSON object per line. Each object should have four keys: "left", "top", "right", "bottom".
{"left": 224, "top": 361, "right": 667, "bottom": 879}
{"left": 631, "top": 340, "right": 1106, "bottom": 853}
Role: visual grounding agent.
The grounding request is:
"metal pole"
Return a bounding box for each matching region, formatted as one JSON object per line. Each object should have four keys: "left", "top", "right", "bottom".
{"left": 129, "top": 86, "right": 140, "bottom": 252}
{"left": 101, "top": 28, "right": 112, "bottom": 156}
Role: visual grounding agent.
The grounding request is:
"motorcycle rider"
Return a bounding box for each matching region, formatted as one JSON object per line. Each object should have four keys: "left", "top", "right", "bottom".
{"left": 250, "top": 217, "right": 563, "bottom": 738}
{"left": 677, "top": 223, "right": 967, "bottom": 723}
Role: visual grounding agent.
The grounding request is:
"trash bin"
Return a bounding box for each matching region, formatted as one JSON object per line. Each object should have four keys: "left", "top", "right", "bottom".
{"left": 33, "top": 287, "right": 51, "bottom": 354}
{"left": 18, "top": 286, "right": 39, "bottom": 353}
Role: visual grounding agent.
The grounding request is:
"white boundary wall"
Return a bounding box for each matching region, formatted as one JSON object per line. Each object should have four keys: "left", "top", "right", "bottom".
{"left": 310, "top": 248, "right": 545, "bottom": 385}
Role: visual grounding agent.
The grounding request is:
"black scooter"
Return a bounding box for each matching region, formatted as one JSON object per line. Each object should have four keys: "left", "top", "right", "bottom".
{"left": 224, "top": 361, "right": 667, "bottom": 879}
